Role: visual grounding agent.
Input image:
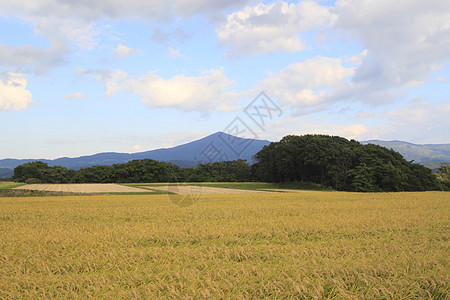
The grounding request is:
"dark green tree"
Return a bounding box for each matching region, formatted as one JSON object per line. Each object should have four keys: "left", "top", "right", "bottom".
{"left": 13, "top": 161, "right": 50, "bottom": 183}
{"left": 252, "top": 134, "right": 440, "bottom": 192}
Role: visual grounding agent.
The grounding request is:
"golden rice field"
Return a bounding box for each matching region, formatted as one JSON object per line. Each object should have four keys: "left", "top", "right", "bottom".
{"left": 0, "top": 191, "right": 448, "bottom": 299}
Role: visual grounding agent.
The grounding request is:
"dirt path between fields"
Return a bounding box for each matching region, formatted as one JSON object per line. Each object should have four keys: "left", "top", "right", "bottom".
{"left": 141, "top": 185, "right": 268, "bottom": 195}
{"left": 262, "top": 189, "right": 321, "bottom": 193}
{"left": 14, "top": 184, "right": 147, "bottom": 193}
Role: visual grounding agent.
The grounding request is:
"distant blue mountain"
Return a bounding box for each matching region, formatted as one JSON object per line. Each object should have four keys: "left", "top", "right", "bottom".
{"left": 362, "top": 140, "right": 450, "bottom": 163}
{"left": 0, "top": 167, "right": 13, "bottom": 178}
{"left": 0, "top": 132, "right": 271, "bottom": 172}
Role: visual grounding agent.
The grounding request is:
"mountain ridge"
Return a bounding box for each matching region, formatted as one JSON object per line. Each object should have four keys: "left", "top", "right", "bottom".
{"left": 0, "top": 132, "right": 271, "bottom": 173}
{"left": 362, "top": 140, "right": 450, "bottom": 163}
{"left": 1, "top": 134, "right": 448, "bottom": 178}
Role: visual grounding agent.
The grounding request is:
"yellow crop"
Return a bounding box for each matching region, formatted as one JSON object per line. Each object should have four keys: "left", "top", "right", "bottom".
{"left": 0, "top": 191, "right": 448, "bottom": 298}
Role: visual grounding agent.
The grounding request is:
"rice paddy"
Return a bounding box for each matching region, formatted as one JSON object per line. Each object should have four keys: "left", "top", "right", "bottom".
{"left": 0, "top": 190, "right": 448, "bottom": 298}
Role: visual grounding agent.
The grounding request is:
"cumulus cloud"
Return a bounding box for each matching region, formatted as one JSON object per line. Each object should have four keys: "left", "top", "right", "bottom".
{"left": 347, "top": 49, "right": 368, "bottom": 66}
{"left": 0, "top": 43, "right": 67, "bottom": 75}
{"left": 88, "top": 68, "right": 239, "bottom": 112}
{"left": 370, "top": 100, "right": 450, "bottom": 143}
{"left": 332, "top": 0, "right": 450, "bottom": 103}
{"left": 0, "top": 72, "right": 33, "bottom": 111}
{"left": 255, "top": 1, "right": 450, "bottom": 113}
{"left": 167, "top": 47, "right": 184, "bottom": 58}
{"left": 217, "top": 0, "right": 336, "bottom": 57}
{"left": 174, "top": 0, "right": 252, "bottom": 20}
{"left": 65, "top": 93, "right": 85, "bottom": 100}
{"left": 0, "top": 0, "right": 171, "bottom": 23}
{"left": 257, "top": 56, "right": 354, "bottom": 113}
{"left": 69, "top": 24, "right": 101, "bottom": 51}
{"left": 0, "top": 20, "right": 102, "bottom": 75}
{"left": 114, "top": 44, "right": 141, "bottom": 59}
{"left": 263, "top": 117, "right": 374, "bottom": 141}
{"left": 0, "top": 0, "right": 250, "bottom": 75}
{"left": 385, "top": 100, "right": 450, "bottom": 125}
{"left": 0, "top": 0, "right": 252, "bottom": 23}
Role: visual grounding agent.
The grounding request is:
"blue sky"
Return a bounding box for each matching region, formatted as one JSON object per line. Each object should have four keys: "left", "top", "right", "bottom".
{"left": 0, "top": 0, "right": 449, "bottom": 159}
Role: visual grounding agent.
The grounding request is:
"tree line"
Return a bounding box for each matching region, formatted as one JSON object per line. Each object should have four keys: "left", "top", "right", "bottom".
{"left": 13, "top": 134, "right": 449, "bottom": 192}
{"left": 12, "top": 159, "right": 251, "bottom": 184}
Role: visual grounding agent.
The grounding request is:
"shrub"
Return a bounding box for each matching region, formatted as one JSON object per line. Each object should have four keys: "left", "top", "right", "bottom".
{"left": 25, "top": 178, "right": 41, "bottom": 184}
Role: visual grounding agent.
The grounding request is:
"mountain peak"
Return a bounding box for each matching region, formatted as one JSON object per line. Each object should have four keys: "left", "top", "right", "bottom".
{"left": 0, "top": 133, "right": 271, "bottom": 171}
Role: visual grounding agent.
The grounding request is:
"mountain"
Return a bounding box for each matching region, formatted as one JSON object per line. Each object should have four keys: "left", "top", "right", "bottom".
{"left": 362, "top": 140, "right": 450, "bottom": 166}
{"left": 421, "top": 162, "right": 450, "bottom": 173}
{"left": 0, "top": 132, "right": 271, "bottom": 171}
{"left": 0, "top": 168, "right": 13, "bottom": 178}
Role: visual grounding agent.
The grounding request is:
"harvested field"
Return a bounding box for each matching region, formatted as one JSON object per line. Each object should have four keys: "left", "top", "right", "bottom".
{"left": 149, "top": 185, "right": 267, "bottom": 194}
{"left": 13, "top": 184, "right": 147, "bottom": 194}
{"left": 13, "top": 184, "right": 271, "bottom": 195}
{"left": 262, "top": 188, "right": 321, "bottom": 193}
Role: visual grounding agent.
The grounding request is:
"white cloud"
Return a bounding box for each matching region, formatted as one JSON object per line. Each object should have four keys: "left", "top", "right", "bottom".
{"left": 167, "top": 47, "right": 184, "bottom": 58}
{"left": 0, "top": 73, "right": 33, "bottom": 111}
{"left": 355, "top": 111, "right": 375, "bottom": 119}
{"left": 69, "top": 24, "right": 101, "bottom": 51}
{"left": 132, "top": 145, "right": 142, "bottom": 151}
{"left": 257, "top": 56, "right": 354, "bottom": 112}
{"left": 436, "top": 77, "right": 447, "bottom": 82}
{"left": 217, "top": 0, "right": 336, "bottom": 56}
{"left": 385, "top": 100, "right": 450, "bottom": 125}
{"left": 372, "top": 100, "right": 450, "bottom": 143}
{"left": 299, "top": 123, "right": 369, "bottom": 140}
{"left": 0, "top": 20, "right": 101, "bottom": 75}
{"left": 46, "top": 138, "right": 77, "bottom": 145}
{"left": 0, "top": 0, "right": 171, "bottom": 23}
{"left": 174, "top": 0, "right": 252, "bottom": 20}
{"left": 261, "top": 116, "right": 375, "bottom": 141}
{"left": 348, "top": 49, "right": 368, "bottom": 66}
{"left": 333, "top": 0, "right": 450, "bottom": 102}
{"left": 65, "top": 93, "right": 85, "bottom": 100}
{"left": 0, "top": 43, "right": 67, "bottom": 75}
{"left": 262, "top": 102, "right": 450, "bottom": 143}
{"left": 0, "top": 0, "right": 249, "bottom": 74}
{"left": 104, "top": 70, "right": 128, "bottom": 98}
{"left": 254, "top": 0, "right": 450, "bottom": 111}
{"left": 114, "top": 44, "right": 141, "bottom": 59}
{"left": 0, "top": 0, "right": 252, "bottom": 23}
{"left": 99, "top": 68, "right": 239, "bottom": 112}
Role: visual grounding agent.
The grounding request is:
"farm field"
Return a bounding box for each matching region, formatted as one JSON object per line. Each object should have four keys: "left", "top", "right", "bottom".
{"left": 13, "top": 183, "right": 150, "bottom": 194}
{"left": 12, "top": 182, "right": 305, "bottom": 195}
{"left": 0, "top": 191, "right": 448, "bottom": 298}
{"left": 126, "top": 181, "right": 333, "bottom": 191}
{"left": 149, "top": 185, "right": 267, "bottom": 195}
{"left": 0, "top": 182, "right": 24, "bottom": 190}
{"left": 12, "top": 183, "right": 273, "bottom": 195}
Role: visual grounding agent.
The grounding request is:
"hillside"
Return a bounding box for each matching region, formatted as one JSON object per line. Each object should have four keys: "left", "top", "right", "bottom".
{"left": 0, "top": 168, "right": 13, "bottom": 178}
{"left": 0, "top": 132, "right": 270, "bottom": 171}
{"left": 362, "top": 140, "right": 450, "bottom": 165}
